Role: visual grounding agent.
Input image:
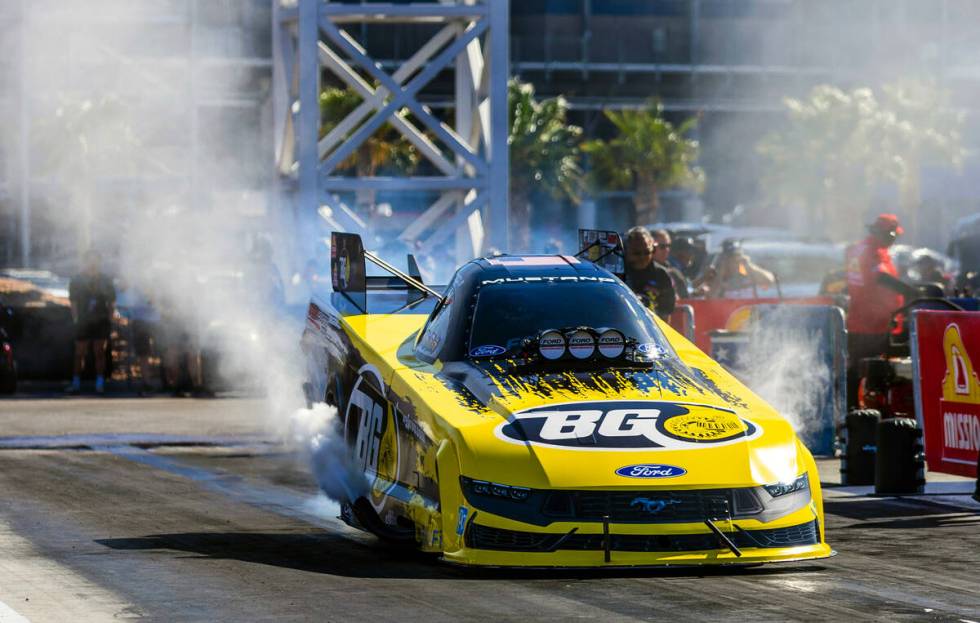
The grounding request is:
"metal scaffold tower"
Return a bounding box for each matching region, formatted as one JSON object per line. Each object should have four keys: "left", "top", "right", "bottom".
{"left": 273, "top": 0, "right": 510, "bottom": 256}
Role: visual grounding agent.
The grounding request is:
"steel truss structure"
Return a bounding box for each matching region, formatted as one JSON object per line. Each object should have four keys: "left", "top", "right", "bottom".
{"left": 273, "top": 0, "right": 509, "bottom": 256}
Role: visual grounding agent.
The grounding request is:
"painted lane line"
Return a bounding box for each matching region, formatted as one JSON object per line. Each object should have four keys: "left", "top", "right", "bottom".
{"left": 0, "top": 433, "right": 274, "bottom": 450}
{"left": 0, "top": 517, "right": 136, "bottom": 621}
{"left": 0, "top": 599, "right": 30, "bottom": 623}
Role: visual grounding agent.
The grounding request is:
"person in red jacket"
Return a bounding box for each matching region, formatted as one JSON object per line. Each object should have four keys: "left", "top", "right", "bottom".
{"left": 846, "top": 213, "right": 916, "bottom": 408}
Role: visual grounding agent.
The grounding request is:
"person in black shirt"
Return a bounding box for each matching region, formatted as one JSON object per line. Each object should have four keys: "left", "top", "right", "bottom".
{"left": 624, "top": 226, "right": 676, "bottom": 320}
{"left": 652, "top": 229, "right": 691, "bottom": 299}
{"left": 67, "top": 250, "right": 116, "bottom": 394}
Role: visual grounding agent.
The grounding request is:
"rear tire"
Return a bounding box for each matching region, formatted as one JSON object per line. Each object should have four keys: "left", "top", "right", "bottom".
{"left": 842, "top": 409, "right": 880, "bottom": 485}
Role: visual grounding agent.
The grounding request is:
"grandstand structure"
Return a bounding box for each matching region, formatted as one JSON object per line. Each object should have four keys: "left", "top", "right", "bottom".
{"left": 273, "top": 0, "right": 509, "bottom": 256}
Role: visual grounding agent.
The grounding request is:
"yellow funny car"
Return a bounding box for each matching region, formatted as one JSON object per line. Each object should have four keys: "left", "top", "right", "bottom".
{"left": 300, "top": 231, "right": 832, "bottom": 568}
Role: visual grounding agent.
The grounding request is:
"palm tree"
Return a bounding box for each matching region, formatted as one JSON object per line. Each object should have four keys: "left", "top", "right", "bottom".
{"left": 508, "top": 79, "right": 583, "bottom": 251}
{"left": 756, "top": 82, "right": 964, "bottom": 240}
{"left": 582, "top": 101, "right": 704, "bottom": 225}
{"left": 319, "top": 86, "right": 421, "bottom": 216}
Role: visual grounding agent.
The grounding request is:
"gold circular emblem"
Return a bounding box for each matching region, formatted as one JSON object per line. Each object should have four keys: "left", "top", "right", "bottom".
{"left": 662, "top": 411, "right": 747, "bottom": 441}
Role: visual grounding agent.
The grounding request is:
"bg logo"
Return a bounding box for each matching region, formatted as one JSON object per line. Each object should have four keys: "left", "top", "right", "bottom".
{"left": 495, "top": 401, "right": 759, "bottom": 450}
{"left": 346, "top": 364, "right": 400, "bottom": 511}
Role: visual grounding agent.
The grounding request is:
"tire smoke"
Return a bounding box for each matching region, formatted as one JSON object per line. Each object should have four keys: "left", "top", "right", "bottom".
{"left": 288, "top": 403, "right": 369, "bottom": 504}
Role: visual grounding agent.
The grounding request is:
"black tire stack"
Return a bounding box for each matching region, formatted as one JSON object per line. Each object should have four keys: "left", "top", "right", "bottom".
{"left": 875, "top": 418, "right": 925, "bottom": 495}
{"left": 842, "top": 409, "right": 880, "bottom": 485}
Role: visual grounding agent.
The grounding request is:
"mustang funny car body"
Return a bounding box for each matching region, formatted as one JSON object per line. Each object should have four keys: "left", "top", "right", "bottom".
{"left": 300, "top": 232, "right": 832, "bottom": 567}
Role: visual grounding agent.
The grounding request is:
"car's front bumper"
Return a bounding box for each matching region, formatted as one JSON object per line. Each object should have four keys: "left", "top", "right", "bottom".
{"left": 440, "top": 501, "right": 830, "bottom": 568}
{"left": 443, "top": 541, "right": 833, "bottom": 568}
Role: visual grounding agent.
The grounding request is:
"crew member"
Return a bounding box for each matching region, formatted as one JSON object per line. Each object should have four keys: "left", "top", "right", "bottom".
{"left": 705, "top": 239, "right": 775, "bottom": 298}
{"left": 67, "top": 250, "right": 116, "bottom": 394}
{"left": 912, "top": 254, "right": 949, "bottom": 294}
{"left": 669, "top": 236, "right": 698, "bottom": 278}
{"left": 624, "top": 226, "right": 676, "bottom": 320}
{"left": 652, "top": 229, "right": 690, "bottom": 299}
{"left": 845, "top": 213, "right": 915, "bottom": 408}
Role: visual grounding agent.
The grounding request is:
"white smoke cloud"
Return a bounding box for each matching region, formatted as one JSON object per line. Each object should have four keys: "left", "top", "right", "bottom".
{"left": 11, "top": 3, "right": 365, "bottom": 502}
{"left": 736, "top": 310, "right": 832, "bottom": 438}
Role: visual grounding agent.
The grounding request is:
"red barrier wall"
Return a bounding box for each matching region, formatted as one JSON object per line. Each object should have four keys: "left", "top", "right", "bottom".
{"left": 913, "top": 310, "right": 980, "bottom": 478}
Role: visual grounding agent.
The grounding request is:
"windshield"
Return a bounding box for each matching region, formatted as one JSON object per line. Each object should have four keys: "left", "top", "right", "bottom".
{"left": 468, "top": 280, "right": 671, "bottom": 358}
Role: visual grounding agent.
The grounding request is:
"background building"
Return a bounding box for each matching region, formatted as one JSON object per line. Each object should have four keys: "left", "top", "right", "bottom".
{"left": 2, "top": 0, "right": 978, "bottom": 269}
{"left": 508, "top": 0, "right": 980, "bottom": 248}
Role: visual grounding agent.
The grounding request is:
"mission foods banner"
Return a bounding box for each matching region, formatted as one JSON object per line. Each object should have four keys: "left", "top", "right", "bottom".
{"left": 912, "top": 310, "right": 980, "bottom": 478}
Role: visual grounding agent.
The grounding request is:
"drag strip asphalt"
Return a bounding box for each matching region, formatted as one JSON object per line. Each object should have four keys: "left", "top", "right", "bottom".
{"left": 0, "top": 398, "right": 977, "bottom": 621}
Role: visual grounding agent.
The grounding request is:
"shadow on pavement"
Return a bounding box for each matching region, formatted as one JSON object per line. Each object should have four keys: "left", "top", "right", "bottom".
{"left": 96, "top": 531, "right": 827, "bottom": 580}
{"left": 826, "top": 498, "right": 980, "bottom": 529}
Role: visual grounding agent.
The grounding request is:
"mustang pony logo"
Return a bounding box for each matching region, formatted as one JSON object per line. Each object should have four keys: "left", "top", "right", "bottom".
{"left": 939, "top": 324, "right": 980, "bottom": 464}
{"left": 630, "top": 497, "right": 682, "bottom": 514}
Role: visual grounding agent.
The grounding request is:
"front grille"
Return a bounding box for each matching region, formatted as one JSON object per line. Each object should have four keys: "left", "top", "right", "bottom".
{"left": 465, "top": 520, "right": 819, "bottom": 553}
{"left": 561, "top": 490, "right": 733, "bottom": 522}
{"left": 460, "top": 477, "right": 764, "bottom": 526}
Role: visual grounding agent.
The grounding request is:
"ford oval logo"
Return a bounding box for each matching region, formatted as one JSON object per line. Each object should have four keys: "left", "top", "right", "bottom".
{"left": 469, "top": 344, "right": 506, "bottom": 357}
{"left": 615, "top": 464, "right": 687, "bottom": 479}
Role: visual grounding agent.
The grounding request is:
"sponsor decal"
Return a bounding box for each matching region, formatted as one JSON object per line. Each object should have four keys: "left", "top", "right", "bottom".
{"left": 636, "top": 342, "right": 665, "bottom": 357}
{"left": 660, "top": 411, "right": 747, "bottom": 443}
{"left": 337, "top": 255, "right": 350, "bottom": 289}
{"left": 480, "top": 276, "right": 617, "bottom": 286}
{"left": 539, "top": 330, "right": 566, "bottom": 360}
{"left": 346, "top": 364, "right": 400, "bottom": 512}
{"left": 421, "top": 331, "right": 440, "bottom": 352}
{"left": 630, "top": 497, "right": 682, "bottom": 514}
{"left": 939, "top": 324, "right": 980, "bottom": 465}
{"left": 456, "top": 506, "right": 469, "bottom": 535}
{"left": 597, "top": 329, "right": 625, "bottom": 358}
{"left": 470, "top": 344, "right": 506, "bottom": 358}
{"left": 306, "top": 303, "right": 321, "bottom": 330}
{"left": 486, "top": 256, "right": 578, "bottom": 266}
{"left": 567, "top": 329, "right": 595, "bottom": 359}
{"left": 397, "top": 406, "right": 432, "bottom": 446}
{"left": 495, "top": 400, "right": 760, "bottom": 451}
{"left": 615, "top": 463, "right": 687, "bottom": 478}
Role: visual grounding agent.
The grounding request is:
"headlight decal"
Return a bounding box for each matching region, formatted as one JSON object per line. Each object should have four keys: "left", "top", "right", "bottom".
{"left": 763, "top": 473, "right": 809, "bottom": 498}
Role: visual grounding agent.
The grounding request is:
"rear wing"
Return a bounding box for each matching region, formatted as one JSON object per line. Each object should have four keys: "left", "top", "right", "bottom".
{"left": 331, "top": 232, "right": 444, "bottom": 303}
{"left": 576, "top": 229, "right": 625, "bottom": 279}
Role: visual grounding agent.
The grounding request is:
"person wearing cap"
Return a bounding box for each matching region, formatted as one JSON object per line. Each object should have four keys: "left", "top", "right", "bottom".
{"left": 705, "top": 239, "right": 775, "bottom": 298}
{"left": 652, "top": 229, "right": 690, "bottom": 299}
{"left": 624, "top": 226, "right": 676, "bottom": 320}
{"left": 669, "top": 236, "right": 697, "bottom": 277}
{"left": 845, "top": 213, "right": 916, "bottom": 407}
